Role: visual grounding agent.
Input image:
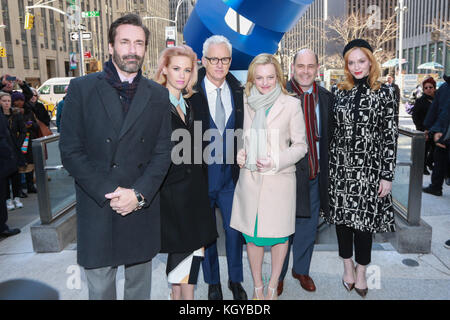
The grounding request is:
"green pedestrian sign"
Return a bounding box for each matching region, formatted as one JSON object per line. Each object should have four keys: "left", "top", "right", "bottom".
{"left": 82, "top": 11, "right": 100, "bottom": 18}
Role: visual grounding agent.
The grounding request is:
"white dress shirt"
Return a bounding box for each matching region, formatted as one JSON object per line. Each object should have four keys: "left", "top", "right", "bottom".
{"left": 204, "top": 76, "right": 233, "bottom": 126}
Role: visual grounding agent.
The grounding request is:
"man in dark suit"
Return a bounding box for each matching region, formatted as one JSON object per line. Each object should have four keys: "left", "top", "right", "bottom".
{"left": 186, "top": 35, "right": 246, "bottom": 300}
{"left": 278, "top": 49, "right": 334, "bottom": 295}
{"left": 59, "top": 14, "right": 172, "bottom": 300}
{"left": 0, "top": 112, "right": 21, "bottom": 238}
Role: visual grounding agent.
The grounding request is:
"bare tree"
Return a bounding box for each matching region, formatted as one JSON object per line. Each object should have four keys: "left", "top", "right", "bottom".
{"left": 428, "top": 19, "right": 450, "bottom": 48}
{"left": 299, "top": 11, "right": 398, "bottom": 69}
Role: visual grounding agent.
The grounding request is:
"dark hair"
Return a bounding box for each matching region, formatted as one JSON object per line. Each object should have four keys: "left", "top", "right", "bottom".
{"left": 108, "top": 14, "right": 150, "bottom": 47}
{"left": 422, "top": 77, "right": 436, "bottom": 88}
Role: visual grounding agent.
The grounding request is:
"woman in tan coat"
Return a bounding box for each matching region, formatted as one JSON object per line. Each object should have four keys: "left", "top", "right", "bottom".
{"left": 230, "top": 54, "right": 307, "bottom": 300}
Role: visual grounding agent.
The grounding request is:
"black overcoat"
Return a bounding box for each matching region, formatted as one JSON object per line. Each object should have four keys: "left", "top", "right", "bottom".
{"left": 59, "top": 72, "right": 172, "bottom": 269}
{"left": 286, "top": 82, "right": 334, "bottom": 218}
{"left": 160, "top": 100, "right": 218, "bottom": 253}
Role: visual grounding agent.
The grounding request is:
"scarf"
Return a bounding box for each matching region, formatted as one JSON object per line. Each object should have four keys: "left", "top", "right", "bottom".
{"left": 290, "top": 78, "right": 319, "bottom": 180}
{"left": 245, "top": 83, "right": 282, "bottom": 171}
{"left": 103, "top": 59, "right": 142, "bottom": 114}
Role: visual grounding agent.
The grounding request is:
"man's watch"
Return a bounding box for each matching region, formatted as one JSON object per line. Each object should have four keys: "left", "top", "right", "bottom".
{"left": 133, "top": 189, "right": 146, "bottom": 211}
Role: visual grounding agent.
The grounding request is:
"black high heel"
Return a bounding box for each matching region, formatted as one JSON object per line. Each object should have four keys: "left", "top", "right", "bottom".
{"left": 354, "top": 266, "right": 368, "bottom": 298}
{"left": 342, "top": 279, "right": 355, "bottom": 292}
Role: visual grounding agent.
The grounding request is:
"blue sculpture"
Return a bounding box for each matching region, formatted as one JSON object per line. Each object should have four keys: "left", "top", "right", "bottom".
{"left": 183, "top": 0, "right": 314, "bottom": 70}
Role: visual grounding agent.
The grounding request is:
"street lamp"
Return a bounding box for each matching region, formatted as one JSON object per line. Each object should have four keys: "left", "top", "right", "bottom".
{"left": 143, "top": 0, "right": 187, "bottom": 46}
{"left": 395, "top": 0, "right": 407, "bottom": 94}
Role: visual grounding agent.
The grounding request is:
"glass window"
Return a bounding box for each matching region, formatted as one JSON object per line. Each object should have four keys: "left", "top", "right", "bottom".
{"left": 414, "top": 47, "right": 420, "bottom": 74}
{"left": 408, "top": 48, "right": 413, "bottom": 73}
{"left": 436, "top": 42, "right": 443, "bottom": 64}
{"left": 39, "top": 85, "right": 51, "bottom": 95}
{"left": 54, "top": 85, "right": 67, "bottom": 94}
{"left": 429, "top": 43, "right": 436, "bottom": 61}
{"left": 421, "top": 45, "right": 427, "bottom": 64}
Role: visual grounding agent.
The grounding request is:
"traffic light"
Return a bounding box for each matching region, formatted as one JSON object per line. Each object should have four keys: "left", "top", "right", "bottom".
{"left": 0, "top": 47, "right": 6, "bottom": 58}
{"left": 24, "top": 12, "right": 35, "bottom": 30}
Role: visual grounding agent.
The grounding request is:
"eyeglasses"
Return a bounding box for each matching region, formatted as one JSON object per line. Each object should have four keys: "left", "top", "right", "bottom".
{"left": 205, "top": 57, "right": 231, "bottom": 65}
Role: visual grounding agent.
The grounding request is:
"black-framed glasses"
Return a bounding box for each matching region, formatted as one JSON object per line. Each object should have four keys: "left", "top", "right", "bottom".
{"left": 205, "top": 57, "right": 231, "bottom": 65}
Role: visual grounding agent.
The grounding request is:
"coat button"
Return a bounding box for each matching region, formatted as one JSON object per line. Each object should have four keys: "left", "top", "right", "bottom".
{"left": 112, "top": 163, "right": 118, "bottom": 168}
{"left": 186, "top": 168, "right": 192, "bottom": 174}
{"left": 141, "top": 138, "right": 145, "bottom": 143}
{"left": 106, "top": 138, "right": 112, "bottom": 143}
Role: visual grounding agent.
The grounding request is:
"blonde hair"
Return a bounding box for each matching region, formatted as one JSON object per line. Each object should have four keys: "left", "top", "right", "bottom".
{"left": 338, "top": 47, "right": 381, "bottom": 91}
{"left": 245, "top": 53, "right": 289, "bottom": 97}
{"left": 154, "top": 45, "right": 198, "bottom": 98}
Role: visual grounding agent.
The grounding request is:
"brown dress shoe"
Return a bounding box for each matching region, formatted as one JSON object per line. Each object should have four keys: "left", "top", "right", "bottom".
{"left": 292, "top": 270, "right": 316, "bottom": 292}
{"left": 277, "top": 280, "right": 284, "bottom": 296}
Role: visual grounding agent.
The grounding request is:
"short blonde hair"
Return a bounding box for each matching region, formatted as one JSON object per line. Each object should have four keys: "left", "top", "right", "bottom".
{"left": 154, "top": 45, "right": 198, "bottom": 98}
{"left": 245, "top": 53, "right": 289, "bottom": 97}
{"left": 338, "top": 47, "right": 381, "bottom": 91}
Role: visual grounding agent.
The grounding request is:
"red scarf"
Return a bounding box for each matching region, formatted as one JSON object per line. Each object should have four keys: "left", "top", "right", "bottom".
{"left": 290, "top": 79, "right": 319, "bottom": 180}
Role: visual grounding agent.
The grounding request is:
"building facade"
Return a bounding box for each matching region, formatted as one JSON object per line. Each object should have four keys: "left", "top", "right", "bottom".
{"left": 402, "top": 0, "right": 449, "bottom": 75}
{"left": 0, "top": 0, "right": 120, "bottom": 87}
{"left": 280, "top": 0, "right": 398, "bottom": 76}
{"left": 0, "top": 0, "right": 176, "bottom": 87}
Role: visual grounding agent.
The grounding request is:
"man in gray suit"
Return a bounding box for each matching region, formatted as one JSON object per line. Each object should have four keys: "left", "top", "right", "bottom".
{"left": 59, "top": 14, "right": 172, "bottom": 300}
{"left": 278, "top": 49, "right": 334, "bottom": 295}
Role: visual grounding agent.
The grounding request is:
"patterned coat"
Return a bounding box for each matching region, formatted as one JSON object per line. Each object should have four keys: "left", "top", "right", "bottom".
{"left": 323, "top": 81, "right": 398, "bottom": 233}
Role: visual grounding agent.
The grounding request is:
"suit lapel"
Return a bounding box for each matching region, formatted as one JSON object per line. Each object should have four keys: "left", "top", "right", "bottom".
{"left": 118, "top": 79, "right": 153, "bottom": 140}
{"left": 96, "top": 74, "right": 124, "bottom": 135}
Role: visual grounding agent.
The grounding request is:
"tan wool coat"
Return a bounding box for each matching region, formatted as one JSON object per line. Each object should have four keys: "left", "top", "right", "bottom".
{"left": 230, "top": 93, "right": 308, "bottom": 238}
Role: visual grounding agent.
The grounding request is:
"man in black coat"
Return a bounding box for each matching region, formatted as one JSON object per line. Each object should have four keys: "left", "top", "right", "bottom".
{"left": 279, "top": 49, "right": 334, "bottom": 295}
{"left": 186, "top": 35, "right": 246, "bottom": 300}
{"left": 59, "top": 14, "right": 172, "bottom": 300}
{"left": 0, "top": 112, "right": 21, "bottom": 237}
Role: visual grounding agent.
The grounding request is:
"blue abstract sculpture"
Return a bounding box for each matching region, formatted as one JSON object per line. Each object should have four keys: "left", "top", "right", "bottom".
{"left": 183, "top": 0, "right": 313, "bottom": 70}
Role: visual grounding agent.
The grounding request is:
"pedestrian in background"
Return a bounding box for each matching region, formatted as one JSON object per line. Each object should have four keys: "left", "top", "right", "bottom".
{"left": 325, "top": 39, "right": 398, "bottom": 298}
{"left": 0, "top": 92, "right": 26, "bottom": 211}
{"left": 230, "top": 53, "right": 307, "bottom": 300}
{"left": 0, "top": 110, "right": 21, "bottom": 238}
{"left": 412, "top": 77, "right": 436, "bottom": 175}
{"left": 28, "top": 88, "right": 51, "bottom": 127}
{"left": 423, "top": 74, "right": 450, "bottom": 196}
{"left": 154, "top": 45, "right": 218, "bottom": 300}
{"left": 11, "top": 92, "right": 38, "bottom": 195}
{"left": 56, "top": 86, "right": 68, "bottom": 133}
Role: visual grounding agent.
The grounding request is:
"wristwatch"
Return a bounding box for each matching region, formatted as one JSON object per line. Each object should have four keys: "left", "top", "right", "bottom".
{"left": 133, "top": 189, "right": 146, "bottom": 211}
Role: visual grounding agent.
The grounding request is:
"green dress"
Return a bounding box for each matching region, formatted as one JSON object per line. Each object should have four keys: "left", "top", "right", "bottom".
{"left": 242, "top": 106, "right": 289, "bottom": 247}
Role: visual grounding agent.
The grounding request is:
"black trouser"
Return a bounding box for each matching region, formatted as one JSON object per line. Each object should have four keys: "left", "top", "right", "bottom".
{"left": 5, "top": 171, "right": 21, "bottom": 200}
{"left": 0, "top": 176, "right": 9, "bottom": 232}
{"left": 336, "top": 224, "right": 373, "bottom": 266}
{"left": 430, "top": 145, "right": 449, "bottom": 192}
{"left": 424, "top": 140, "right": 434, "bottom": 170}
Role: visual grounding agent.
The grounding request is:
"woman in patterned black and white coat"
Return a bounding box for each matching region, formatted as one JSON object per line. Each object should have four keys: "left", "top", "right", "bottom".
{"left": 323, "top": 39, "right": 398, "bottom": 298}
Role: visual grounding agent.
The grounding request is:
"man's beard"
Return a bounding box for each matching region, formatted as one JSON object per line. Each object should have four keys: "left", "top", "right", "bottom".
{"left": 112, "top": 49, "right": 144, "bottom": 74}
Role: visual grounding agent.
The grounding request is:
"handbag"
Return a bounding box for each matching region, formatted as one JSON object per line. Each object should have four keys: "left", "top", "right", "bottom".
{"left": 36, "top": 119, "right": 52, "bottom": 137}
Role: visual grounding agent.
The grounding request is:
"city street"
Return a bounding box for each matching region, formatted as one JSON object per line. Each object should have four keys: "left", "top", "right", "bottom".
{"left": 0, "top": 115, "right": 449, "bottom": 300}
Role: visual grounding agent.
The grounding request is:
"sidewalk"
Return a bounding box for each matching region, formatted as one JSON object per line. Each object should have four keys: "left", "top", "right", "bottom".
{"left": 0, "top": 115, "right": 449, "bottom": 300}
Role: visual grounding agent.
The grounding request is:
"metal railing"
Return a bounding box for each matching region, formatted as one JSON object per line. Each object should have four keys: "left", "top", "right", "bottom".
{"left": 392, "top": 126, "right": 426, "bottom": 226}
{"left": 32, "top": 133, "right": 76, "bottom": 224}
